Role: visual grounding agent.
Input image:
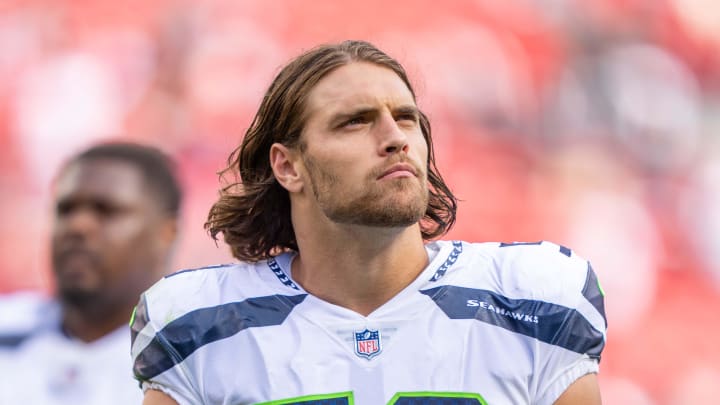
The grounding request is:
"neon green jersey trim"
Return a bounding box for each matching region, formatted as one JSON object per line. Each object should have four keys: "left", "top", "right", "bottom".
{"left": 389, "top": 392, "right": 488, "bottom": 404}
{"left": 129, "top": 306, "right": 137, "bottom": 327}
{"left": 255, "top": 391, "right": 354, "bottom": 405}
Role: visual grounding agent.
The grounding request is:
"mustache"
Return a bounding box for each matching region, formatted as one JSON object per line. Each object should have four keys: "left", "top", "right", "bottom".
{"left": 52, "top": 247, "right": 99, "bottom": 265}
{"left": 370, "top": 155, "right": 424, "bottom": 179}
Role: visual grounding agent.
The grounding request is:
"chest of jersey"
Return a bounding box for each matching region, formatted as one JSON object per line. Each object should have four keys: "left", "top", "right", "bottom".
{"left": 183, "top": 292, "right": 537, "bottom": 405}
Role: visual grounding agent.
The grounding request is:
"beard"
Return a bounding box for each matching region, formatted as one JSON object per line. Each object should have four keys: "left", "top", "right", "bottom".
{"left": 51, "top": 249, "right": 104, "bottom": 307}
{"left": 58, "top": 287, "right": 101, "bottom": 307}
{"left": 302, "top": 154, "right": 429, "bottom": 228}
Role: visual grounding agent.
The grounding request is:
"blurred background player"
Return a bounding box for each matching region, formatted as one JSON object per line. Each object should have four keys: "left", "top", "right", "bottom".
{"left": 0, "top": 141, "right": 182, "bottom": 405}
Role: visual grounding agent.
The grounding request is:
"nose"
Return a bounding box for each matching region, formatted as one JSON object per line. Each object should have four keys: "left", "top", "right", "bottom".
{"left": 376, "top": 112, "right": 409, "bottom": 156}
{"left": 57, "top": 206, "right": 98, "bottom": 238}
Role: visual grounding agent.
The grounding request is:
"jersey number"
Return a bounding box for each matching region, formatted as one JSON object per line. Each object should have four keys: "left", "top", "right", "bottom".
{"left": 257, "top": 391, "right": 488, "bottom": 405}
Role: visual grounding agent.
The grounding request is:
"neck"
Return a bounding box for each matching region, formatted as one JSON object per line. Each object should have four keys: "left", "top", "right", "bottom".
{"left": 61, "top": 299, "right": 133, "bottom": 343}
{"left": 291, "top": 223, "right": 428, "bottom": 316}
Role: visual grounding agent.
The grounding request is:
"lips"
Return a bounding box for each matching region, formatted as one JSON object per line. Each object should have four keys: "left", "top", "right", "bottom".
{"left": 377, "top": 162, "right": 418, "bottom": 180}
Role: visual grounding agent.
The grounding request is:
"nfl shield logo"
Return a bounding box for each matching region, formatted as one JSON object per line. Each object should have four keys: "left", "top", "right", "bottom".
{"left": 354, "top": 328, "right": 382, "bottom": 360}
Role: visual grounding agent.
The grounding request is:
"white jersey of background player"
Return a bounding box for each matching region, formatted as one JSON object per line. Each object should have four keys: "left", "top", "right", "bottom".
{"left": 0, "top": 298, "right": 143, "bottom": 405}
{"left": 137, "top": 40, "right": 607, "bottom": 405}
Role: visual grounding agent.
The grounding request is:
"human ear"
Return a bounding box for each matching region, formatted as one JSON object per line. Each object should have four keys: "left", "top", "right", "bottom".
{"left": 269, "top": 143, "right": 303, "bottom": 193}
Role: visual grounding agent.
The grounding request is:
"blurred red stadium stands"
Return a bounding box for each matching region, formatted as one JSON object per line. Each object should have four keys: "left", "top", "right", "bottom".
{"left": 1, "top": 1, "right": 719, "bottom": 403}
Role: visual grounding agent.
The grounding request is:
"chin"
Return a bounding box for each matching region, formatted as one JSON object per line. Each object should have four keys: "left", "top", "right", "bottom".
{"left": 321, "top": 184, "right": 428, "bottom": 226}
{"left": 348, "top": 202, "right": 426, "bottom": 228}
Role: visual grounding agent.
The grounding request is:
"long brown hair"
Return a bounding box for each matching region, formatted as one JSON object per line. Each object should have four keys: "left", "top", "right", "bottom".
{"left": 206, "top": 40, "right": 457, "bottom": 261}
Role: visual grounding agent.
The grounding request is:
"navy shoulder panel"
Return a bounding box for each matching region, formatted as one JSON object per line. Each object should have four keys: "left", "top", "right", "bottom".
{"left": 422, "top": 286, "right": 604, "bottom": 359}
{"left": 133, "top": 294, "right": 307, "bottom": 380}
{"left": 0, "top": 332, "right": 33, "bottom": 348}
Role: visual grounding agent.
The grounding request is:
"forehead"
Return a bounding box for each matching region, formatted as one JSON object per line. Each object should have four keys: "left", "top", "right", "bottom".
{"left": 54, "top": 159, "right": 147, "bottom": 203}
{"left": 304, "top": 62, "right": 416, "bottom": 118}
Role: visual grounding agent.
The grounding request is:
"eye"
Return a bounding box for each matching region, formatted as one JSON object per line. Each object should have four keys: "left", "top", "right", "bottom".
{"left": 395, "top": 112, "right": 419, "bottom": 126}
{"left": 93, "top": 201, "right": 121, "bottom": 217}
{"left": 342, "top": 116, "right": 369, "bottom": 127}
{"left": 56, "top": 201, "right": 75, "bottom": 216}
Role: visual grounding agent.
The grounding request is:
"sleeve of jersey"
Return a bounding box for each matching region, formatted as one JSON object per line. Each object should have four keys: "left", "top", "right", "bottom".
{"left": 130, "top": 291, "right": 202, "bottom": 405}
{"left": 528, "top": 247, "right": 607, "bottom": 405}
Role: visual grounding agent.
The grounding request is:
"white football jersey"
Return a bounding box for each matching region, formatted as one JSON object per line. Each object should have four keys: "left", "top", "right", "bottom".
{"left": 0, "top": 291, "right": 50, "bottom": 338}
{"left": 131, "top": 240, "right": 607, "bottom": 405}
{"left": 0, "top": 300, "right": 143, "bottom": 405}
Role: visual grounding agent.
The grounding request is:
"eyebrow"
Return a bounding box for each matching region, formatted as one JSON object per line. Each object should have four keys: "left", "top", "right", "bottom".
{"left": 327, "top": 104, "right": 419, "bottom": 128}
{"left": 394, "top": 105, "right": 420, "bottom": 117}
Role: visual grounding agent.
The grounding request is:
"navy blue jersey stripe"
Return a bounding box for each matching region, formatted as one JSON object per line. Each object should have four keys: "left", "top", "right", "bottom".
{"left": 130, "top": 294, "right": 149, "bottom": 347}
{"left": 0, "top": 333, "right": 32, "bottom": 348}
{"left": 133, "top": 294, "right": 307, "bottom": 380}
{"left": 559, "top": 245, "right": 572, "bottom": 257}
{"left": 421, "top": 286, "right": 605, "bottom": 359}
{"left": 582, "top": 263, "right": 607, "bottom": 328}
